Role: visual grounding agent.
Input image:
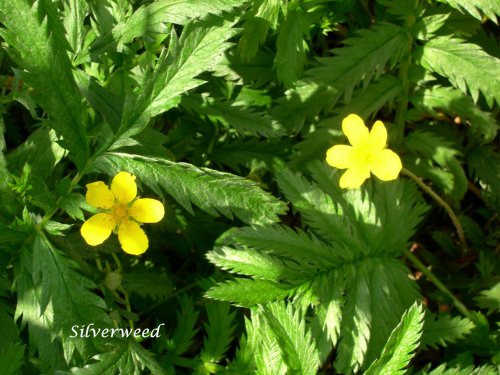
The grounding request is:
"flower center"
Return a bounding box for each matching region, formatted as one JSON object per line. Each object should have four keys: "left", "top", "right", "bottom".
{"left": 113, "top": 204, "right": 129, "bottom": 219}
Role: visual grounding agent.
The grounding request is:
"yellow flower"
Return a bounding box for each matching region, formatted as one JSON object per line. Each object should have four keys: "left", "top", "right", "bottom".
{"left": 80, "top": 172, "right": 164, "bottom": 255}
{"left": 326, "top": 114, "right": 402, "bottom": 189}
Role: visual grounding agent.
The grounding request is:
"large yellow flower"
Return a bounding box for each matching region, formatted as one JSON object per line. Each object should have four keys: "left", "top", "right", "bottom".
{"left": 326, "top": 114, "right": 402, "bottom": 189}
{"left": 80, "top": 172, "right": 164, "bottom": 255}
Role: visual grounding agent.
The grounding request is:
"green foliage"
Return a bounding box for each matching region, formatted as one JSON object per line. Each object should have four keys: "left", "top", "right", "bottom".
{"left": 421, "top": 313, "right": 475, "bottom": 348}
{"left": 365, "top": 303, "right": 425, "bottom": 375}
{"left": 418, "top": 37, "right": 500, "bottom": 107}
{"left": 0, "top": 0, "right": 498, "bottom": 373}
{"left": 0, "top": 0, "right": 89, "bottom": 169}
{"left": 93, "top": 152, "right": 286, "bottom": 225}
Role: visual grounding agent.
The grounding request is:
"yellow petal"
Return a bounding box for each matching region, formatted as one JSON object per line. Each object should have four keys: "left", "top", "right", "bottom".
{"left": 86, "top": 181, "right": 115, "bottom": 209}
{"left": 129, "top": 198, "right": 165, "bottom": 223}
{"left": 326, "top": 145, "right": 356, "bottom": 169}
{"left": 342, "top": 114, "right": 369, "bottom": 147}
{"left": 370, "top": 149, "right": 402, "bottom": 181}
{"left": 118, "top": 220, "right": 148, "bottom": 255}
{"left": 339, "top": 165, "right": 370, "bottom": 189}
{"left": 81, "top": 213, "right": 116, "bottom": 246}
{"left": 111, "top": 172, "right": 137, "bottom": 204}
{"left": 368, "top": 120, "right": 387, "bottom": 152}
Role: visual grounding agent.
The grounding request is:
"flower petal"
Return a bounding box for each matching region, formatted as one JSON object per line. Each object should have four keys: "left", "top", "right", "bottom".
{"left": 342, "top": 114, "right": 369, "bottom": 147}
{"left": 339, "top": 165, "right": 370, "bottom": 189}
{"left": 118, "top": 220, "right": 148, "bottom": 255}
{"left": 370, "top": 149, "right": 402, "bottom": 181}
{"left": 111, "top": 172, "right": 137, "bottom": 204}
{"left": 81, "top": 213, "right": 116, "bottom": 246}
{"left": 129, "top": 198, "right": 165, "bottom": 223}
{"left": 86, "top": 181, "right": 115, "bottom": 209}
{"left": 368, "top": 120, "right": 387, "bottom": 152}
{"left": 326, "top": 145, "right": 356, "bottom": 169}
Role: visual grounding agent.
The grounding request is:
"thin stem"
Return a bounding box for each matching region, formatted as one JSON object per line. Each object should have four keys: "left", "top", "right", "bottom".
{"left": 402, "top": 168, "right": 467, "bottom": 252}
{"left": 122, "top": 288, "right": 135, "bottom": 331}
{"left": 405, "top": 249, "right": 476, "bottom": 323}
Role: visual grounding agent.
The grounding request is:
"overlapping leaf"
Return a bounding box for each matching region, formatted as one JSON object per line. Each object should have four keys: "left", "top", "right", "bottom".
{"left": 93, "top": 153, "right": 286, "bottom": 225}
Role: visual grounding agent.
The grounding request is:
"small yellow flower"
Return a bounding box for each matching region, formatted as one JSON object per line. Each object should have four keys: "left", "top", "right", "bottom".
{"left": 326, "top": 114, "right": 402, "bottom": 189}
{"left": 80, "top": 172, "right": 165, "bottom": 255}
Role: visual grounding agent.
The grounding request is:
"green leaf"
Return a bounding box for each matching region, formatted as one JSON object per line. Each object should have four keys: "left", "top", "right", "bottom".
{"left": 410, "top": 85, "right": 498, "bottom": 142}
{"left": 405, "top": 130, "right": 468, "bottom": 200}
{"left": 272, "top": 23, "right": 405, "bottom": 132}
{"left": 245, "top": 313, "right": 287, "bottom": 374}
{"left": 168, "top": 295, "right": 200, "bottom": 356}
{"left": 71, "top": 341, "right": 166, "bottom": 375}
{"left": 0, "top": 0, "right": 89, "bottom": 169}
{"left": 0, "top": 342, "right": 25, "bottom": 375}
{"left": 205, "top": 279, "right": 294, "bottom": 307}
{"left": 116, "top": 17, "right": 239, "bottom": 142}
{"left": 475, "top": 282, "right": 500, "bottom": 314}
{"left": 121, "top": 269, "right": 173, "bottom": 301}
{"left": 435, "top": 0, "right": 500, "bottom": 23}
{"left": 307, "top": 22, "right": 405, "bottom": 102}
{"left": 200, "top": 302, "right": 236, "bottom": 364}
{"left": 421, "top": 313, "right": 475, "bottom": 349}
{"left": 275, "top": 7, "right": 308, "bottom": 87}
{"left": 467, "top": 146, "right": 500, "bottom": 209}
{"left": 6, "top": 128, "right": 66, "bottom": 178}
{"left": 207, "top": 245, "right": 306, "bottom": 282}
{"left": 63, "top": 0, "right": 89, "bottom": 57}
{"left": 181, "top": 95, "right": 284, "bottom": 138}
{"left": 23, "top": 233, "right": 110, "bottom": 363}
{"left": 365, "top": 303, "right": 424, "bottom": 375}
{"left": 91, "top": 0, "right": 246, "bottom": 53}
{"left": 93, "top": 153, "right": 286, "bottom": 225}
{"left": 260, "top": 302, "right": 320, "bottom": 375}
{"left": 418, "top": 37, "right": 500, "bottom": 107}
{"left": 237, "top": 0, "right": 280, "bottom": 61}
{"left": 15, "top": 242, "right": 67, "bottom": 372}
{"left": 223, "top": 225, "right": 342, "bottom": 267}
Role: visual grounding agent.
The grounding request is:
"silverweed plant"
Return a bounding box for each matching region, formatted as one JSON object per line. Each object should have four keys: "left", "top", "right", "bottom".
{"left": 0, "top": 0, "right": 499, "bottom": 374}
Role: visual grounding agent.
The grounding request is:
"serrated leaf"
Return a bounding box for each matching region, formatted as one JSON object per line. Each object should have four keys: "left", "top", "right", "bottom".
{"left": 207, "top": 245, "right": 304, "bottom": 281}
{"left": 410, "top": 85, "right": 498, "bottom": 142}
{"left": 275, "top": 7, "right": 308, "bottom": 87}
{"left": 307, "top": 22, "right": 405, "bottom": 102}
{"left": 26, "top": 233, "right": 110, "bottom": 363}
{"left": 365, "top": 303, "right": 424, "bottom": 375}
{"left": 0, "top": 0, "right": 89, "bottom": 169}
{"left": 418, "top": 37, "right": 500, "bottom": 107}
{"left": 475, "top": 282, "right": 500, "bottom": 314}
{"left": 405, "top": 130, "right": 468, "bottom": 199}
{"left": 200, "top": 302, "right": 236, "bottom": 363}
{"left": 71, "top": 341, "right": 166, "bottom": 375}
{"left": 467, "top": 146, "right": 500, "bottom": 209}
{"left": 63, "top": 0, "right": 89, "bottom": 57}
{"left": 93, "top": 153, "right": 286, "bottom": 225}
{"left": 115, "top": 17, "right": 239, "bottom": 143}
{"left": 421, "top": 313, "right": 475, "bottom": 349}
{"left": 181, "top": 95, "right": 284, "bottom": 138}
{"left": 436, "top": 0, "right": 500, "bottom": 23}
{"left": 169, "top": 295, "right": 199, "bottom": 356}
{"left": 260, "top": 302, "right": 320, "bottom": 375}
{"left": 121, "top": 270, "right": 173, "bottom": 301}
{"left": 205, "top": 278, "right": 294, "bottom": 307}
{"left": 91, "top": 0, "right": 246, "bottom": 53}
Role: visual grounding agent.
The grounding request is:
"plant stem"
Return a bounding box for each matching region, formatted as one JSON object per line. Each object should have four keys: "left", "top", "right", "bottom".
{"left": 405, "top": 249, "right": 476, "bottom": 323}
{"left": 402, "top": 167, "right": 467, "bottom": 252}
